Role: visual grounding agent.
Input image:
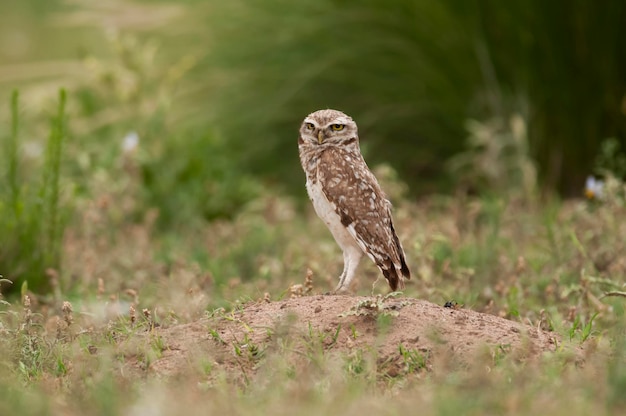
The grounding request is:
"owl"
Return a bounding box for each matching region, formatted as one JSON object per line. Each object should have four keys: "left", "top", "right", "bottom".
{"left": 298, "top": 109, "right": 411, "bottom": 293}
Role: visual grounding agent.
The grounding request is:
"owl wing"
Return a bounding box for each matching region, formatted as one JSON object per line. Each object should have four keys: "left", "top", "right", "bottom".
{"left": 318, "top": 148, "right": 410, "bottom": 290}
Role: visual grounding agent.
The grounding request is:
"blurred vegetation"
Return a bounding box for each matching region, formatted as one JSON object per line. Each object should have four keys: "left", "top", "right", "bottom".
{"left": 0, "top": 0, "right": 624, "bottom": 207}
{"left": 201, "top": 0, "right": 626, "bottom": 196}
{"left": 0, "top": 91, "right": 67, "bottom": 294}
{"left": 474, "top": 0, "right": 626, "bottom": 194}
{"left": 202, "top": 0, "right": 482, "bottom": 193}
{"left": 1, "top": 157, "right": 626, "bottom": 414}
{"left": 0, "top": 0, "right": 623, "bottom": 287}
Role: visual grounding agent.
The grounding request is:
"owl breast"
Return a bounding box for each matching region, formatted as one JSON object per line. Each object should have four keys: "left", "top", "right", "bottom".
{"left": 306, "top": 176, "right": 362, "bottom": 254}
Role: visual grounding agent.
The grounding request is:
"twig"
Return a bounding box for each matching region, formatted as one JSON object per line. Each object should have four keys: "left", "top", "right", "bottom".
{"left": 600, "top": 291, "right": 626, "bottom": 299}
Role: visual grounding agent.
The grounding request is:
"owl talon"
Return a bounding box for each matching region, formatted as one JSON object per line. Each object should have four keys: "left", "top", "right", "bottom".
{"left": 332, "top": 285, "right": 352, "bottom": 295}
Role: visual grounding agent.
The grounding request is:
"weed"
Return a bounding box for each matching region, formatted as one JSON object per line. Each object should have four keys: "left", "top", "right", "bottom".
{"left": 231, "top": 332, "right": 264, "bottom": 363}
{"left": 344, "top": 349, "right": 367, "bottom": 378}
{"left": 1, "top": 90, "right": 69, "bottom": 294}
{"left": 304, "top": 322, "right": 336, "bottom": 347}
{"left": 349, "top": 324, "right": 359, "bottom": 340}
{"left": 448, "top": 114, "right": 536, "bottom": 198}
{"left": 339, "top": 292, "right": 410, "bottom": 318}
{"left": 0, "top": 278, "right": 11, "bottom": 307}
{"left": 301, "top": 322, "right": 341, "bottom": 365}
{"left": 398, "top": 344, "right": 429, "bottom": 374}
{"left": 580, "top": 313, "right": 599, "bottom": 343}
{"left": 208, "top": 328, "right": 226, "bottom": 345}
{"left": 150, "top": 334, "right": 166, "bottom": 357}
{"left": 569, "top": 312, "right": 599, "bottom": 344}
{"left": 491, "top": 344, "right": 512, "bottom": 366}
{"left": 594, "top": 138, "right": 626, "bottom": 180}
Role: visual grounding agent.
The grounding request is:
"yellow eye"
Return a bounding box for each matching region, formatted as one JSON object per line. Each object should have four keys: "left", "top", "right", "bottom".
{"left": 331, "top": 124, "right": 344, "bottom": 131}
{"left": 305, "top": 122, "right": 315, "bottom": 130}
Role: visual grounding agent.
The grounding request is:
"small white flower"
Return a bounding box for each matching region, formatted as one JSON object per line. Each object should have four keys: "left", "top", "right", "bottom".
{"left": 23, "top": 141, "right": 43, "bottom": 159}
{"left": 585, "top": 175, "right": 604, "bottom": 200}
{"left": 122, "top": 131, "right": 139, "bottom": 153}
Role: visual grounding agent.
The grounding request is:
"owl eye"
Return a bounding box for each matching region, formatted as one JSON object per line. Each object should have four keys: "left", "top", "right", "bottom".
{"left": 305, "top": 122, "right": 315, "bottom": 130}
{"left": 331, "top": 124, "right": 345, "bottom": 131}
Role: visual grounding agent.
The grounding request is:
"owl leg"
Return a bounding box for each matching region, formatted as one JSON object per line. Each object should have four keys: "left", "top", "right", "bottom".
{"left": 334, "top": 247, "right": 363, "bottom": 293}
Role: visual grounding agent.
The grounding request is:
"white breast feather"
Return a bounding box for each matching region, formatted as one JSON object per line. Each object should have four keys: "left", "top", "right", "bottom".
{"left": 306, "top": 179, "right": 364, "bottom": 254}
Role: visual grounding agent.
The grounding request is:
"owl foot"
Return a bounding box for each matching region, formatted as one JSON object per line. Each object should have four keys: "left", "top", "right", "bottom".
{"left": 330, "top": 285, "right": 352, "bottom": 295}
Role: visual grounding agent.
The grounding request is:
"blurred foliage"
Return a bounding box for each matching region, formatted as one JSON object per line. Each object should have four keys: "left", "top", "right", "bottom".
{"left": 0, "top": 28, "right": 259, "bottom": 295}
{"left": 200, "top": 0, "right": 626, "bottom": 196}
{"left": 1, "top": 0, "right": 625, "bottom": 203}
{"left": 140, "top": 129, "right": 262, "bottom": 226}
{"left": 1, "top": 0, "right": 625, "bottom": 296}
{"left": 201, "top": 0, "right": 481, "bottom": 194}
{"left": 447, "top": 114, "right": 537, "bottom": 199}
{"left": 474, "top": 0, "right": 626, "bottom": 194}
{"left": 0, "top": 90, "right": 67, "bottom": 294}
{"left": 594, "top": 137, "right": 626, "bottom": 179}
{"left": 64, "top": 32, "right": 261, "bottom": 227}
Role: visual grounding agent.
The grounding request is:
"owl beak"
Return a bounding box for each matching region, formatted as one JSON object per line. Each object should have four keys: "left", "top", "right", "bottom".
{"left": 317, "top": 131, "right": 325, "bottom": 144}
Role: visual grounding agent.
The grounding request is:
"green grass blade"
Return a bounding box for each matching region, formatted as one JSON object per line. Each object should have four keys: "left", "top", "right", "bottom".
{"left": 8, "top": 90, "right": 21, "bottom": 221}
{"left": 41, "top": 89, "right": 67, "bottom": 274}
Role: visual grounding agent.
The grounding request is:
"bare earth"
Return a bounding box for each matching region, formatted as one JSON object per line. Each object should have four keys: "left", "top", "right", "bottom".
{"left": 142, "top": 295, "right": 559, "bottom": 378}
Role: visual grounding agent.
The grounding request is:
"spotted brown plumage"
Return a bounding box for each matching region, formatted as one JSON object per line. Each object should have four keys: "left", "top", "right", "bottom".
{"left": 298, "top": 109, "right": 410, "bottom": 292}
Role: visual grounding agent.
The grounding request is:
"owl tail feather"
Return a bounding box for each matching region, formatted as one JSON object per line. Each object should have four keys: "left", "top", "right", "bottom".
{"left": 384, "top": 221, "right": 411, "bottom": 291}
{"left": 381, "top": 257, "right": 410, "bottom": 291}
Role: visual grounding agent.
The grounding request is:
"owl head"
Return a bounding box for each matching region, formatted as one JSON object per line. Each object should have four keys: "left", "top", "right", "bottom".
{"left": 299, "top": 109, "right": 359, "bottom": 147}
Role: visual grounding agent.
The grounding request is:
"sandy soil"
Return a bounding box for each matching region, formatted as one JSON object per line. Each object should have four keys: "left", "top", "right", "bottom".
{"left": 140, "top": 294, "right": 559, "bottom": 379}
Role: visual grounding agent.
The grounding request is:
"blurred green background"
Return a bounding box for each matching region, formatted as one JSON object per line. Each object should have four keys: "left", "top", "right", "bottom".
{"left": 3, "top": 0, "right": 625, "bottom": 193}
{"left": 1, "top": 0, "right": 625, "bottom": 292}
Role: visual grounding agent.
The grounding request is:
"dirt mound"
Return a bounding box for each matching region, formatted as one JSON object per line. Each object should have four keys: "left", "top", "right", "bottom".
{"left": 147, "top": 295, "right": 558, "bottom": 378}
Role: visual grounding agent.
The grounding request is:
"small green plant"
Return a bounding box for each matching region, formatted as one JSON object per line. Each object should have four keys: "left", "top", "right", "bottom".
{"left": 340, "top": 292, "right": 409, "bottom": 318}
{"left": 344, "top": 349, "right": 367, "bottom": 377}
{"left": 0, "top": 90, "right": 69, "bottom": 294}
{"left": 506, "top": 286, "right": 521, "bottom": 319}
{"left": 208, "top": 328, "right": 226, "bottom": 345}
{"left": 0, "top": 278, "right": 11, "bottom": 307}
{"left": 568, "top": 315, "right": 582, "bottom": 341}
{"left": 398, "top": 344, "right": 428, "bottom": 374}
{"left": 569, "top": 313, "right": 599, "bottom": 343}
{"left": 232, "top": 340, "right": 243, "bottom": 357}
{"left": 328, "top": 325, "right": 341, "bottom": 347}
{"left": 447, "top": 114, "right": 537, "bottom": 199}
{"left": 304, "top": 322, "right": 340, "bottom": 348}
{"left": 230, "top": 330, "right": 264, "bottom": 362}
{"left": 54, "top": 356, "right": 68, "bottom": 377}
{"left": 301, "top": 322, "right": 341, "bottom": 366}
{"left": 349, "top": 324, "right": 359, "bottom": 339}
{"left": 594, "top": 138, "right": 626, "bottom": 179}
{"left": 491, "top": 344, "right": 512, "bottom": 366}
{"left": 607, "top": 330, "right": 626, "bottom": 409}
{"left": 206, "top": 307, "right": 227, "bottom": 319}
{"left": 150, "top": 334, "right": 166, "bottom": 357}
{"left": 580, "top": 313, "right": 599, "bottom": 343}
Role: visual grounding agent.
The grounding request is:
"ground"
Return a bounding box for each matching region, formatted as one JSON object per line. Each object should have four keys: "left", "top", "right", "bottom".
{"left": 141, "top": 294, "right": 559, "bottom": 380}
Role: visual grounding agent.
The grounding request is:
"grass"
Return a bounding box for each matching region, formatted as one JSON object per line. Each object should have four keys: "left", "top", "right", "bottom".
{"left": 1, "top": 167, "right": 625, "bottom": 414}
{"left": 0, "top": 90, "right": 67, "bottom": 294}
{"left": 6, "top": 97, "right": 624, "bottom": 414}
{"left": 198, "top": 0, "right": 626, "bottom": 195}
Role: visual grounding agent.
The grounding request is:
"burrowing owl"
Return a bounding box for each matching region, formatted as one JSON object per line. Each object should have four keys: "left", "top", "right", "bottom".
{"left": 298, "top": 109, "right": 410, "bottom": 293}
